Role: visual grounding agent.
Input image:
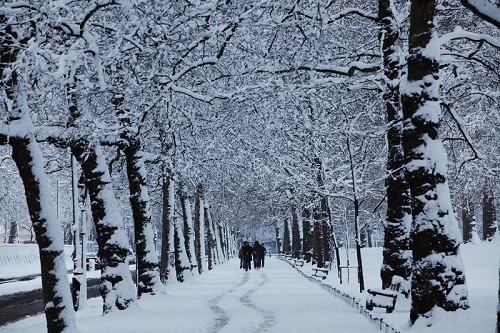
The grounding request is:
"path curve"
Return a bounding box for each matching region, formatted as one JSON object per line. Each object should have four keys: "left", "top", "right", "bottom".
{"left": 238, "top": 269, "right": 276, "bottom": 333}
{"left": 206, "top": 270, "right": 249, "bottom": 333}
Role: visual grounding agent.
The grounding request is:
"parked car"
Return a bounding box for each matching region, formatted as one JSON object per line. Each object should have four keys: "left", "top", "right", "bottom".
{"left": 86, "top": 253, "right": 101, "bottom": 270}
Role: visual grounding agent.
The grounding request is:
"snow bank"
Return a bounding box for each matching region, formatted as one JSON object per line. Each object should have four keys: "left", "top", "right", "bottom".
{"left": 0, "top": 244, "right": 74, "bottom": 279}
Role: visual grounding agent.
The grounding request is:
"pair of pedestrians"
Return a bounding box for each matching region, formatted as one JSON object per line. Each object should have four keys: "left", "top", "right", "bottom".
{"left": 239, "top": 241, "right": 266, "bottom": 270}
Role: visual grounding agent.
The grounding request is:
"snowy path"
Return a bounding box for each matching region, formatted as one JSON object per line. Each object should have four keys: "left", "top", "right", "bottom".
{"left": 1, "top": 257, "right": 379, "bottom": 333}
{"left": 196, "top": 257, "right": 377, "bottom": 333}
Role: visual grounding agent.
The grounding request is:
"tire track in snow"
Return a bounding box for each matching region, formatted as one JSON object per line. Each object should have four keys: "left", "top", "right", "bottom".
{"left": 206, "top": 271, "right": 249, "bottom": 333}
{"left": 239, "top": 270, "right": 276, "bottom": 333}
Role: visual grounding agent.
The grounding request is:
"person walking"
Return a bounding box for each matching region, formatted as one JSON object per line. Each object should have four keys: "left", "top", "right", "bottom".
{"left": 260, "top": 244, "right": 267, "bottom": 268}
{"left": 241, "top": 241, "right": 253, "bottom": 271}
{"left": 253, "top": 241, "right": 262, "bottom": 269}
{"left": 239, "top": 246, "right": 244, "bottom": 269}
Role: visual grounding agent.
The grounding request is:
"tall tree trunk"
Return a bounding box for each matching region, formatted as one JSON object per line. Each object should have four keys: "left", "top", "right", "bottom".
{"left": 321, "top": 220, "right": 331, "bottom": 264}
{"left": 483, "top": 186, "right": 497, "bottom": 241}
{"left": 282, "top": 218, "right": 291, "bottom": 254}
{"left": 205, "top": 205, "right": 214, "bottom": 270}
{"left": 275, "top": 223, "right": 282, "bottom": 254}
{"left": 212, "top": 219, "right": 223, "bottom": 265}
{"left": 1, "top": 19, "right": 76, "bottom": 330}
{"left": 194, "top": 184, "right": 205, "bottom": 274}
{"left": 318, "top": 197, "right": 331, "bottom": 264}
{"left": 312, "top": 220, "right": 323, "bottom": 267}
{"left": 302, "top": 208, "right": 313, "bottom": 262}
{"left": 71, "top": 141, "right": 135, "bottom": 313}
{"left": 379, "top": 0, "right": 412, "bottom": 295}
{"left": 402, "top": 0, "right": 469, "bottom": 323}
{"left": 11, "top": 130, "right": 77, "bottom": 332}
{"left": 462, "top": 197, "right": 474, "bottom": 243}
{"left": 291, "top": 206, "right": 301, "bottom": 258}
{"left": 160, "top": 169, "right": 174, "bottom": 283}
{"left": 173, "top": 218, "right": 191, "bottom": 282}
{"left": 123, "top": 140, "right": 159, "bottom": 296}
{"left": 216, "top": 222, "right": 225, "bottom": 263}
{"left": 8, "top": 221, "right": 18, "bottom": 243}
{"left": 178, "top": 183, "right": 197, "bottom": 270}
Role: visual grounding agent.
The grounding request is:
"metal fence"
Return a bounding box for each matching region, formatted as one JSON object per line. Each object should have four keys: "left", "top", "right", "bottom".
{"left": 279, "top": 256, "right": 401, "bottom": 333}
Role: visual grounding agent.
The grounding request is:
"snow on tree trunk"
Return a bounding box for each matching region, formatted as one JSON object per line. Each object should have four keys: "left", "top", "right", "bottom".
{"left": 173, "top": 217, "right": 191, "bottom": 282}
{"left": 401, "top": 0, "right": 469, "bottom": 323}
{"left": 123, "top": 140, "right": 159, "bottom": 296}
{"left": 483, "top": 186, "right": 497, "bottom": 241}
{"left": 204, "top": 204, "right": 214, "bottom": 270}
{"left": 8, "top": 220, "right": 18, "bottom": 243}
{"left": 312, "top": 220, "right": 323, "bottom": 267}
{"left": 160, "top": 169, "right": 174, "bottom": 283}
{"left": 10, "top": 123, "right": 77, "bottom": 333}
{"left": 462, "top": 198, "right": 474, "bottom": 243}
{"left": 205, "top": 206, "right": 222, "bottom": 265}
{"left": 215, "top": 222, "right": 225, "bottom": 264}
{"left": 178, "top": 183, "right": 197, "bottom": 271}
{"left": 291, "top": 206, "right": 301, "bottom": 258}
{"left": 302, "top": 208, "right": 313, "bottom": 262}
{"left": 275, "top": 224, "right": 282, "bottom": 254}
{"left": 194, "top": 184, "right": 206, "bottom": 274}
{"left": 71, "top": 141, "right": 135, "bottom": 314}
{"left": 282, "top": 218, "right": 291, "bottom": 254}
{"left": 319, "top": 197, "right": 331, "bottom": 264}
{"left": 379, "top": 0, "right": 412, "bottom": 295}
{"left": 1, "top": 20, "right": 77, "bottom": 331}
{"left": 469, "top": 218, "right": 481, "bottom": 244}
{"left": 321, "top": 220, "right": 331, "bottom": 264}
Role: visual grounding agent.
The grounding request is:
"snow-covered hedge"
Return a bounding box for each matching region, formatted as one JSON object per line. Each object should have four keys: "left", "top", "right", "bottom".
{"left": 0, "top": 243, "right": 73, "bottom": 267}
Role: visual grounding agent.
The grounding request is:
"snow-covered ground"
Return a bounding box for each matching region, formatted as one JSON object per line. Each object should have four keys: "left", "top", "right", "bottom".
{"left": 0, "top": 240, "right": 497, "bottom": 333}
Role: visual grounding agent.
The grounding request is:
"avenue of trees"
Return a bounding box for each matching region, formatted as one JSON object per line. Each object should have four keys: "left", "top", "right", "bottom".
{"left": 0, "top": 1, "right": 498, "bottom": 332}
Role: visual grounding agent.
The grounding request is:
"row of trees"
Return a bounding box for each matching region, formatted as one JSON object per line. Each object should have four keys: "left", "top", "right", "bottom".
{"left": 0, "top": 0, "right": 498, "bottom": 332}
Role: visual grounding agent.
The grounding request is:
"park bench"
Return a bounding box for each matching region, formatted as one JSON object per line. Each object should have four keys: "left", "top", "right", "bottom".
{"left": 312, "top": 261, "right": 331, "bottom": 280}
{"left": 293, "top": 259, "right": 304, "bottom": 267}
{"left": 365, "top": 281, "right": 401, "bottom": 313}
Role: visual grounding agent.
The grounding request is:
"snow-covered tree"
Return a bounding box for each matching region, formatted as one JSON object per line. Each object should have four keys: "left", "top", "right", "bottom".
{"left": 401, "top": 0, "right": 469, "bottom": 323}
{"left": 194, "top": 183, "right": 206, "bottom": 274}
{"left": 291, "top": 205, "right": 301, "bottom": 258}
{"left": 0, "top": 11, "right": 77, "bottom": 331}
{"left": 379, "top": 0, "right": 412, "bottom": 295}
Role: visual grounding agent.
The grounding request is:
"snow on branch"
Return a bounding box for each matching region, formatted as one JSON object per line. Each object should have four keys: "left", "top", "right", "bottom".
{"left": 327, "top": 8, "right": 378, "bottom": 23}
{"left": 251, "top": 62, "right": 379, "bottom": 77}
{"left": 170, "top": 85, "right": 218, "bottom": 103}
{"left": 166, "top": 57, "right": 218, "bottom": 85}
{"left": 441, "top": 26, "right": 500, "bottom": 48}
{"left": 460, "top": 0, "right": 500, "bottom": 28}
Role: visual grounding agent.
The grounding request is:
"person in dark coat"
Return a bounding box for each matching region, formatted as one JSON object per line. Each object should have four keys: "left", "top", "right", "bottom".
{"left": 241, "top": 241, "right": 253, "bottom": 271}
{"left": 260, "top": 245, "right": 267, "bottom": 268}
{"left": 239, "top": 247, "right": 244, "bottom": 269}
{"left": 253, "top": 241, "right": 262, "bottom": 269}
